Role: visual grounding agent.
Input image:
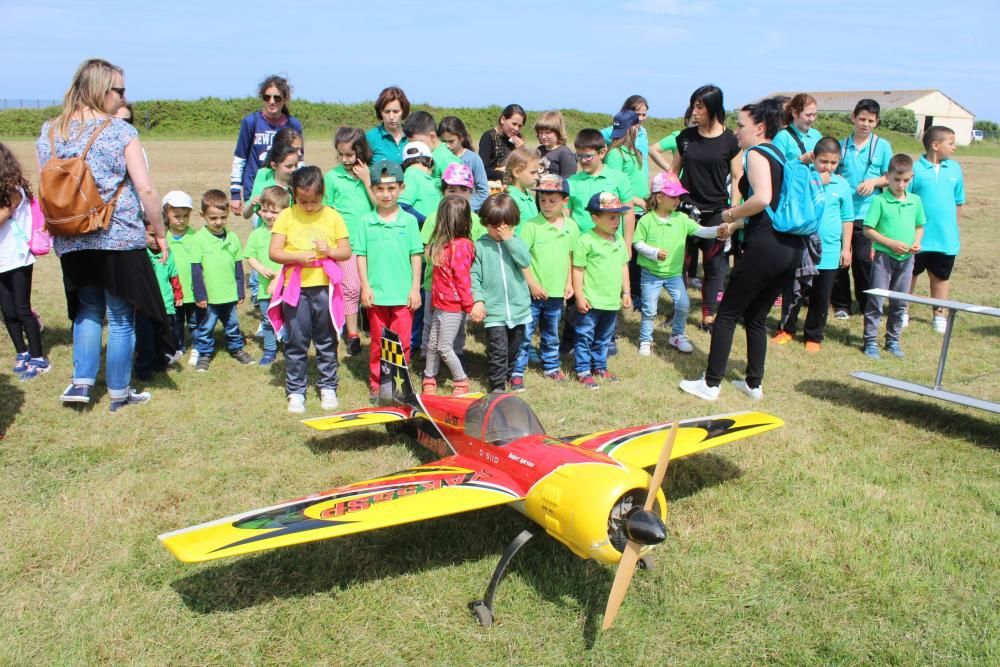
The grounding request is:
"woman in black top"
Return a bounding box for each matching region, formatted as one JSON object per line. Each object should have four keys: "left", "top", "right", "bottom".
{"left": 671, "top": 85, "right": 742, "bottom": 330}
{"left": 478, "top": 104, "right": 526, "bottom": 181}
{"left": 680, "top": 97, "right": 803, "bottom": 401}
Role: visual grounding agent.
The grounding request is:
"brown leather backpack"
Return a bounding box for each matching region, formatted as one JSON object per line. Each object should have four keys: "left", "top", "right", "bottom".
{"left": 38, "top": 118, "right": 127, "bottom": 237}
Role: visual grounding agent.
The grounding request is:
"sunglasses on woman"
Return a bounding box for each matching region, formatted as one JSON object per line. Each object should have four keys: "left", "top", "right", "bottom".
{"left": 111, "top": 87, "right": 126, "bottom": 98}
{"left": 262, "top": 94, "right": 283, "bottom": 102}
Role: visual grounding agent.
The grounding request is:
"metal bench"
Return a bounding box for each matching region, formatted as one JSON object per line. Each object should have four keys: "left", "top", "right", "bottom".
{"left": 850, "top": 289, "right": 1000, "bottom": 414}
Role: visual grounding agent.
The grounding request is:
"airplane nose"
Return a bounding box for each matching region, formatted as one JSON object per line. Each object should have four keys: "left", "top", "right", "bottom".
{"left": 624, "top": 509, "right": 666, "bottom": 546}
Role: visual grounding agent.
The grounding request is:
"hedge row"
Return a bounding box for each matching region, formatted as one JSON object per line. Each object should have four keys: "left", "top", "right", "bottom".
{"left": 0, "top": 97, "right": 923, "bottom": 153}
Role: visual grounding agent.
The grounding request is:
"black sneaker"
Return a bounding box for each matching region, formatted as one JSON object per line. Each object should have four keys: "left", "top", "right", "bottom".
{"left": 346, "top": 336, "right": 362, "bottom": 356}
{"left": 231, "top": 349, "right": 254, "bottom": 365}
{"left": 196, "top": 356, "right": 211, "bottom": 372}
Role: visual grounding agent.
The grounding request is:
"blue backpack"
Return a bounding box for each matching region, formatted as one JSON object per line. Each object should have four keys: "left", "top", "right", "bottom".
{"left": 744, "top": 144, "right": 825, "bottom": 235}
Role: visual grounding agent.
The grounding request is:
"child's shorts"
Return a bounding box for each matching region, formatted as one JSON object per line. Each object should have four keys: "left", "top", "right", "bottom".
{"left": 912, "top": 252, "right": 955, "bottom": 281}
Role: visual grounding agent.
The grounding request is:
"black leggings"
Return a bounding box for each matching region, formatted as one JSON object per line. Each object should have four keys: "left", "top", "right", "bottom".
{"left": 779, "top": 268, "right": 838, "bottom": 342}
{"left": 706, "top": 226, "right": 801, "bottom": 388}
{"left": 695, "top": 210, "right": 728, "bottom": 319}
{"left": 0, "top": 264, "right": 42, "bottom": 358}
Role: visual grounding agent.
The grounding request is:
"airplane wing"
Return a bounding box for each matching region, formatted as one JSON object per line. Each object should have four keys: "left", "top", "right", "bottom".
{"left": 566, "top": 411, "right": 783, "bottom": 469}
{"left": 159, "top": 457, "right": 525, "bottom": 563}
{"left": 301, "top": 405, "right": 419, "bottom": 432}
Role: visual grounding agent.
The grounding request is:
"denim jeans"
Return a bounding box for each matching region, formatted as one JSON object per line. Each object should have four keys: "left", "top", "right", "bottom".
{"left": 574, "top": 308, "right": 617, "bottom": 374}
{"left": 514, "top": 297, "right": 563, "bottom": 375}
{"left": 639, "top": 269, "right": 688, "bottom": 342}
{"left": 73, "top": 284, "right": 135, "bottom": 393}
{"left": 864, "top": 252, "right": 914, "bottom": 345}
{"left": 195, "top": 302, "right": 244, "bottom": 356}
{"left": 257, "top": 298, "right": 277, "bottom": 355}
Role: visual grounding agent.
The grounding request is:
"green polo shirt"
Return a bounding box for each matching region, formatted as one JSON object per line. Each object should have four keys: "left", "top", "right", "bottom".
{"left": 520, "top": 213, "right": 579, "bottom": 296}
{"left": 864, "top": 190, "right": 926, "bottom": 261}
{"left": 354, "top": 208, "right": 423, "bottom": 306}
{"left": 366, "top": 124, "right": 408, "bottom": 165}
{"left": 567, "top": 166, "right": 632, "bottom": 233}
{"left": 634, "top": 210, "right": 701, "bottom": 277}
{"left": 431, "top": 142, "right": 461, "bottom": 179}
{"left": 419, "top": 211, "right": 484, "bottom": 290}
{"left": 573, "top": 230, "right": 627, "bottom": 310}
{"left": 507, "top": 185, "right": 539, "bottom": 226}
{"left": 400, "top": 166, "right": 442, "bottom": 218}
{"left": 147, "top": 249, "right": 178, "bottom": 315}
{"left": 167, "top": 228, "right": 198, "bottom": 304}
{"left": 191, "top": 227, "right": 242, "bottom": 304}
{"left": 657, "top": 130, "right": 681, "bottom": 153}
{"left": 604, "top": 146, "right": 649, "bottom": 202}
{"left": 323, "top": 164, "right": 374, "bottom": 244}
{"left": 247, "top": 169, "right": 292, "bottom": 220}
{"left": 242, "top": 226, "right": 282, "bottom": 295}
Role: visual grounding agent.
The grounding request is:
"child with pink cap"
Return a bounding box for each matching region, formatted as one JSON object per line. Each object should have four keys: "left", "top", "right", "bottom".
{"left": 633, "top": 172, "right": 724, "bottom": 356}
{"left": 419, "top": 163, "right": 485, "bottom": 357}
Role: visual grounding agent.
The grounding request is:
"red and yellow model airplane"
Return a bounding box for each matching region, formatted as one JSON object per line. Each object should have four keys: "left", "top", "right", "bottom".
{"left": 159, "top": 330, "right": 783, "bottom": 629}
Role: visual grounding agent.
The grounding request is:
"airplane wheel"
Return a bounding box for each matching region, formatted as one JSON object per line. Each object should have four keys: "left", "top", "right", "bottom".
{"left": 638, "top": 555, "right": 654, "bottom": 572}
{"left": 470, "top": 601, "right": 494, "bottom": 627}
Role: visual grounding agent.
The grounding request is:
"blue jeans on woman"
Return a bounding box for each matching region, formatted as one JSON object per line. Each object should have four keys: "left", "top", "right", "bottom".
{"left": 74, "top": 284, "right": 135, "bottom": 396}
{"left": 514, "top": 297, "right": 563, "bottom": 376}
{"left": 640, "top": 269, "right": 689, "bottom": 342}
{"left": 573, "top": 308, "right": 617, "bottom": 375}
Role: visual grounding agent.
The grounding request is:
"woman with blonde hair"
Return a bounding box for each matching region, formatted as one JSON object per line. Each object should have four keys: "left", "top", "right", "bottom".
{"left": 36, "top": 58, "right": 168, "bottom": 411}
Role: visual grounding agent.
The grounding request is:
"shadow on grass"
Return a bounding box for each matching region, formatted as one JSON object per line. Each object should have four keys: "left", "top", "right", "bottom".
{"left": 170, "top": 507, "right": 602, "bottom": 617}
{"left": 663, "top": 453, "right": 743, "bottom": 502}
{"left": 969, "top": 324, "right": 1000, "bottom": 338}
{"left": 0, "top": 373, "right": 25, "bottom": 439}
{"left": 796, "top": 378, "right": 1000, "bottom": 449}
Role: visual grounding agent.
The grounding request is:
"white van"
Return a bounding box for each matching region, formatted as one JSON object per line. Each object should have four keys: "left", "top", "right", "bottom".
{"left": 972, "top": 129, "right": 984, "bottom": 142}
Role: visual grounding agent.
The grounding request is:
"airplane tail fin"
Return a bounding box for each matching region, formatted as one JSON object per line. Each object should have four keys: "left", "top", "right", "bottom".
{"left": 377, "top": 328, "right": 420, "bottom": 409}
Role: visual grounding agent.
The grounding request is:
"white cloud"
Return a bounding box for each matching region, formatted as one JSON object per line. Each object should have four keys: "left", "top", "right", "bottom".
{"left": 624, "top": 0, "right": 710, "bottom": 16}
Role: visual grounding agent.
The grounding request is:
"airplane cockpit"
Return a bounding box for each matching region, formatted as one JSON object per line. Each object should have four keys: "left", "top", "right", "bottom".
{"left": 463, "top": 393, "right": 546, "bottom": 446}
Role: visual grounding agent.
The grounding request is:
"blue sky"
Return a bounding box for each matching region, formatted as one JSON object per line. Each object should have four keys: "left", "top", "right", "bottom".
{"left": 6, "top": 0, "right": 999, "bottom": 120}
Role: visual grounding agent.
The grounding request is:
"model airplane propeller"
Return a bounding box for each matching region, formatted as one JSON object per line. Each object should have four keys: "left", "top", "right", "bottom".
{"left": 160, "top": 329, "right": 783, "bottom": 629}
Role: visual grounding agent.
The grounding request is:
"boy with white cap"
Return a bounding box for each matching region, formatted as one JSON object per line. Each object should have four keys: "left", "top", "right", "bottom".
{"left": 633, "top": 172, "right": 723, "bottom": 356}
{"left": 162, "top": 190, "right": 202, "bottom": 363}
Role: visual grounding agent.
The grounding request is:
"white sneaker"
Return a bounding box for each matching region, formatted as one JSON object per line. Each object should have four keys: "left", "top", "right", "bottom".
{"left": 731, "top": 379, "right": 763, "bottom": 400}
{"left": 679, "top": 377, "right": 720, "bottom": 401}
{"left": 287, "top": 393, "right": 306, "bottom": 414}
{"left": 932, "top": 316, "right": 947, "bottom": 333}
{"left": 638, "top": 341, "right": 652, "bottom": 356}
{"left": 669, "top": 334, "right": 694, "bottom": 353}
{"left": 320, "top": 388, "right": 339, "bottom": 411}
{"left": 901, "top": 312, "right": 909, "bottom": 328}
{"left": 187, "top": 349, "right": 199, "bottom": 366}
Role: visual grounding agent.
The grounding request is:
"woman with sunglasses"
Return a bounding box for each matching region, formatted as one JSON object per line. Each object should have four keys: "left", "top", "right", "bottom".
{"left": 36, "top": 58, "right": 169, "bottom": 411}
{"left": 229, "top": 75, "right": 303, "bottom": 216}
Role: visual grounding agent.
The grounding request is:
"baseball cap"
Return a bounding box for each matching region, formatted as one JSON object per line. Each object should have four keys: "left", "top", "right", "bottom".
{"left": 586, "top": 192, "right": 630, "bottom": 213}
{"left": 650, "top": 171, "right": 688, "bottom": 197}
{"left": 531, "top": 173, "right": 570, "bottom": 196}
{"left": 370, "top": 160, "right": 404, "bottom": 185}
{"left": 442, "top": 163, "right": 475, "bottom": 189}
{"left": 162, "top": 190, "right": 193, "bottom": 209}
{"left": 610, "top": 110, "right": 640, "bottom": 140}
{"left": 402, "top": 141, "right": 432, "bottom": 160}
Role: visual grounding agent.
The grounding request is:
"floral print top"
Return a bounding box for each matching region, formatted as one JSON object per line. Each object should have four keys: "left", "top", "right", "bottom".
{"left": 36, "top": 118, "right": 145, "bottom": 255}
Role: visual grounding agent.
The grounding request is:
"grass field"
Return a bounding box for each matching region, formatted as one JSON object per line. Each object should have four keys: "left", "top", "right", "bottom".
{"left": 1, "top": 140, "right": 997, "bottom": 665}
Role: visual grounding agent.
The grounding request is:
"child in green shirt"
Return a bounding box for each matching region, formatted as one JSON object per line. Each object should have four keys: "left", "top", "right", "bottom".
{"left": 861, "top": 154, "right": 925, "bottom": 359}
{"left": 191, "top": 189, "right": 255, "bottom": 370}
{"left": 634, "top": 172, "right": 721, "bottom": 356}
{"left": 470, "top": 193, "right": 532, "bottom": 392}
{"left": 357, "top": 160, "right": 424, "bottom": 400}
{"left": 162, "top": 190, "right": 200, "bottom": 364}
{"left": 511, "top": 174, "right": 578, "bottom": 388}
{"left": 572, "top": 193, "right": 632, "bottom": 389}
{"left": 243, "top": 186, "right": 289, "bottom": 365}
{"left": 503, "top": 147, "right": 540, "bottom": 224}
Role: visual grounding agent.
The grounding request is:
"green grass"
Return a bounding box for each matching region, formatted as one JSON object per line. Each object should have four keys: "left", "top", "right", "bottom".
{"left": 0, "top": 144, "right": 997, "bottom": 665}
